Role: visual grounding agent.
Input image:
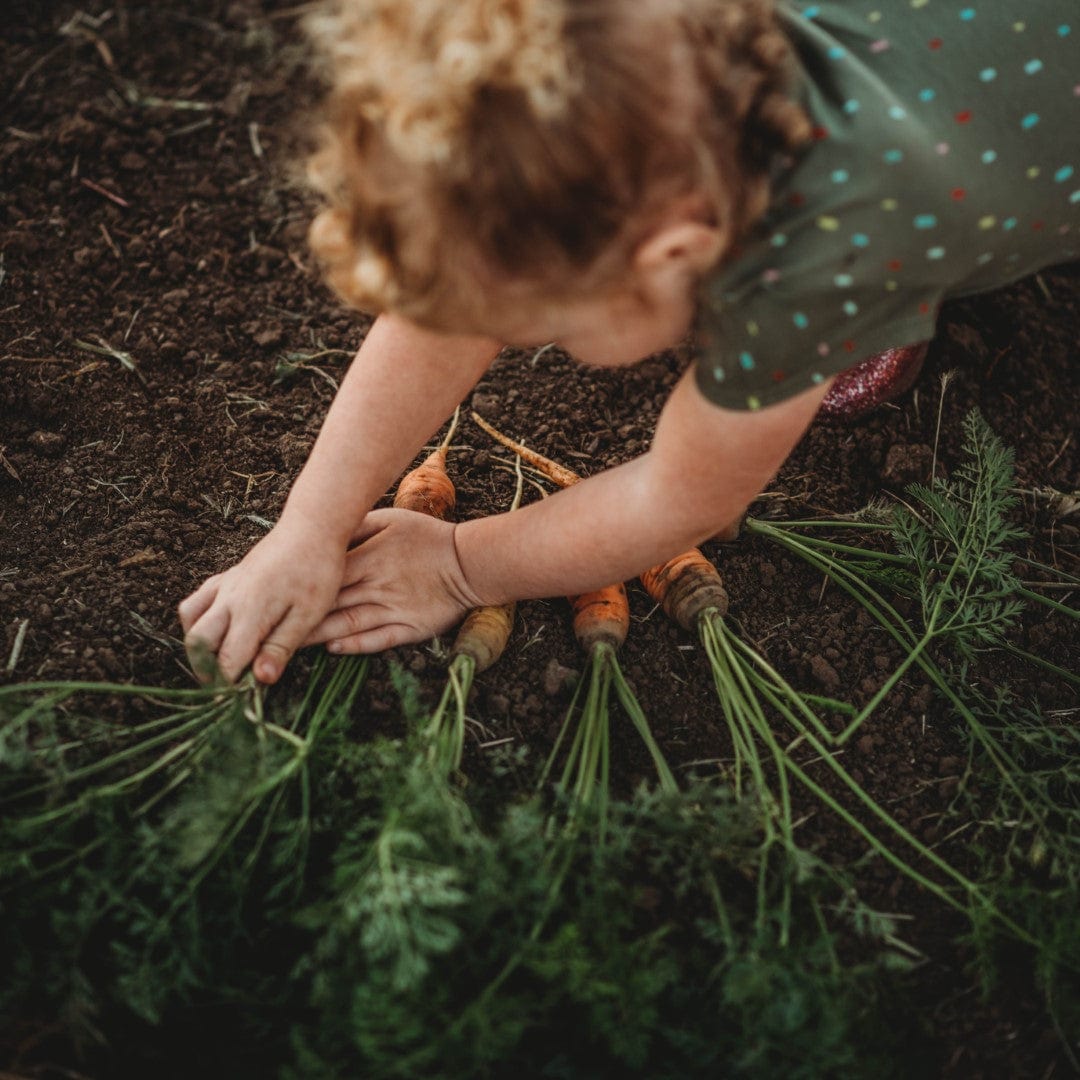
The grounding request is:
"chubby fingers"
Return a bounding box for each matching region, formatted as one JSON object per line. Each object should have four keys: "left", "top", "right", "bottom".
{"left": 326, "top": 623, "right": 422, "bottom": 655}
{"left": 178, "top": 573, "right": 222, "bottom": 634}
{"left": 182, "top": 602, "right": 232, "bottom": 684}
{"left": 214, "top": 599, "right": 323, "bottom": 686}
{"left": 250, "top": 606, "right": 323, "bottom": 685}
{"left": 305, "top": 599, "right": 425, "bottom": 654}
{"left": 304, "top": 600, "right": 386, "bottom": 647}
{"left": 184, "top": 593, "right": 293, "bottom": 686}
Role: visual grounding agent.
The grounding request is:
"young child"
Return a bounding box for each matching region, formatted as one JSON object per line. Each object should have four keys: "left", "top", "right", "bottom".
{"left": 179, "top": 0, "right": 1078, "bottom": 684}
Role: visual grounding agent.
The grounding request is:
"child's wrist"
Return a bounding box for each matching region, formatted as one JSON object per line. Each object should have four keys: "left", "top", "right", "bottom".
{"left": 452, "top": 519, "right": 511, "bottom": 608}
{"left": 277, "top": 496, "right": 359, "bottom": 545}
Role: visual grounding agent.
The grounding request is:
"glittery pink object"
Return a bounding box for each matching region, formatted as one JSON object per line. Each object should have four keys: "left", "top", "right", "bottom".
{"left": 818, "top": 342, "right": 929, "bottom": 422}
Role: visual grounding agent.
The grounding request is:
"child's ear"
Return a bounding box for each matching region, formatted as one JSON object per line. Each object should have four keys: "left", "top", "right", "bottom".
{"left": 633, "top": 219, "right": 724, "bottom": 281}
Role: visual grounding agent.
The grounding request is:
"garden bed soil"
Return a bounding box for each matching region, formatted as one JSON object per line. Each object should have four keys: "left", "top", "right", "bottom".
{"left": 2, "top": 2, "right": 1078, "bottom": 1076}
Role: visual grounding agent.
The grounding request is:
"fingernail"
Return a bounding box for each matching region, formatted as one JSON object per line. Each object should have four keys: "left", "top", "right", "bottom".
{"left": 256, "top": 661, "right": 278, "bottom": 683}
{"left": 328, "top": 640, "right": 343, "bottom": 654}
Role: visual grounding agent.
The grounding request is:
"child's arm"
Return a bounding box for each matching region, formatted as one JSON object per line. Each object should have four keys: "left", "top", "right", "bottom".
{"left": 305, "top": 369, "right": 833, "bottom": 653}
{"left": 178, "top": 313, "right": 501, "bottom": 683}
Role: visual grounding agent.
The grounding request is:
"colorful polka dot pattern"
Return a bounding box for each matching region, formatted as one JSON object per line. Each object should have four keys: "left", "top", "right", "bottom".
{"left": 696, "top": 0, "right": 1079, "bottom": 411}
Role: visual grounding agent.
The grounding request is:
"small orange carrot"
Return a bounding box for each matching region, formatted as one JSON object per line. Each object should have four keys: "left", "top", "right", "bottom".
{"left": 640, "top": 549, "right": 729, "bottom": 632}
{"left": 570, "top": 583, "right": 629, "bottom": 653}
{"left": 548, "top": 579, "right": 676, "bottom": 825}
{"left": 470, "top": 411, "right": 581, "bottom": 489}
{"left": 450, "top": 601, "right": 516, "bottom": 674}
{"left": 448, "top": 454, "right": 523, "bottom": 674}
{"left": 426, "top": 457, "right": 523, "bottom": 776}
{"left": 394, "top": 407, "right": 460, "bottom": 519}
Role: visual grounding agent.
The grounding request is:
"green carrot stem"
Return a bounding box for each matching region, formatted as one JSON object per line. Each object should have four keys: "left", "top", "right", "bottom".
{"left": 998, "top": 644, "right": 1080, "bottom": 685}
{"left": 608, "top": 655, "right": 676, "bottom": 794}
{"left": 426, "top": 654, "right": 473, "bottom": 776}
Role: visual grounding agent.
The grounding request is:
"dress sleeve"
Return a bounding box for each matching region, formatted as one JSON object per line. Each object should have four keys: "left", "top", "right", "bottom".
{"left": 693, "top": 261, "right": 942, "bottom": 411}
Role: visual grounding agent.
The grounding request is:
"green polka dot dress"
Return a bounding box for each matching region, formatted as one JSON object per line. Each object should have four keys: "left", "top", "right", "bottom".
{"left": 695, "top": 0, "right": 1079, "bottom": 410}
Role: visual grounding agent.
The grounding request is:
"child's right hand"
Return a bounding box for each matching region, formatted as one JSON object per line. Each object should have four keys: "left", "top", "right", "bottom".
{"left": 178, "top": 518, "right": 348, "bottom": 685}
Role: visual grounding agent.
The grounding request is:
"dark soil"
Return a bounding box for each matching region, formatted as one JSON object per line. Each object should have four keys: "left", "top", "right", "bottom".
{"left": 2, "top": 2, "right": 1077, "bottom": 1076}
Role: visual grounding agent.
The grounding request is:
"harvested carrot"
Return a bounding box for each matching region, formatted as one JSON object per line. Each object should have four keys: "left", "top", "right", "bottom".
{"left": 544, "top": 579, "right": 675, "bottom": 834}
{"left": 450, "top": 602, "right": 516, "bottom": 674}
{"left": 640, "top": 549, "right": 729, "bottom": 632}
{"left": 425, "top": 458, "right": 522, "bottom": 776}
{"left": 570, "top": 584, "right": 629, "bottom": 652}
{"left": 470, "top": 411, "right": 581, "bottom": 489}
{"left": 640, "top": 551, "right": 754, "bottom": 782}
{"left": 394, "top": 407, "right": 460, "bottom": 519}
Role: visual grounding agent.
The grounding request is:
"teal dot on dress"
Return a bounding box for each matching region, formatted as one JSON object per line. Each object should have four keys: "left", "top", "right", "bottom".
{"left": 803, "top": 5, "right": 820, "bottom": 17}
{"left": 919, "top": 88, "right": 936, "bottom": 102}
{"left": 979, "top": 67, "right": 997, "bottom": 81}
{"left": 771, "top": 232, "right": 788, "bottom": 247}
{"left": 927, "top": 246, "right": 946, "bottom": 259}
{"left": 959, "top": 7, "right": 976, "bottom": 20}
{"left": 889, "top": 105, "right": 908, "bottom": 120}
{"left": 793, "top": 312, "right": 809, "bottom": 329}
{"left": 1003, "top": 217, "right": 1018, "bottom": 230}
{"left": 1021, "top": 113, "right": 1040, "bottom": 130}
{"left": 883, "top": 149, "right": 904, "bottom": 164}
{"left": 712, "top": 366, "right": 726, "bottom": 382}
{"left": 976, "top": 252, "right": 994, "bottom": 264}
{"left": 982, "top": 149, "right": 998, "bottom": 164}
{"left": 812, "top": 372, "right": 825, "bottom": 384}
{"left": 831, "top": 168, "right": 851, "bottom": 183}
{"left": 844, "top": 99, "right": 861, "bottom": 114}
{"left": 1070, "top": 190, "right": 1080, "bottom": 204}
{"left": 739, "top": 352, "right": 755, "bottom": 370}
{"left": 914, "top": 214, "right": 938, "bottom": 229}
{"left": 1059, "top": 25, "right": 1071, "bottom": 37}
{"left": 843, "top": 300, "right": 859, "bottom": 316}
{"left": 852, "top": 233, "right": 870, "bottom": 247}
{"left": 834, "top": 272, "right": 854, "bottom": 288}
{"left": 1024, "top": 59, "right": 1044, "bottom": 75}
{"left": 1056, "top": 165, "right": 1075, "bottom": 183}
{"left": 828, "top": 45, "right": 846, "bottom": 59}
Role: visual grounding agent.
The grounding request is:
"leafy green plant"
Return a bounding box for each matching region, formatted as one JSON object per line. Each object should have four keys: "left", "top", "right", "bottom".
{"left": 291, "top": 746, "right": 917, "bottom": 1080}
{"left": 2, "top": 654, "right": 923, "bottom": 1078}
{"left": 0, "top": 655, "right": 368, "bottom": 1040}
{"left": 741, "top": 407, "right": 1079, "bottom": 1051}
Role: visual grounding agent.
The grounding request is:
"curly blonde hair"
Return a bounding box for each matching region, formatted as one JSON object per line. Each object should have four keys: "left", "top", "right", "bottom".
{"left": 305, "top": 0, "right": 810, "bottom": 328}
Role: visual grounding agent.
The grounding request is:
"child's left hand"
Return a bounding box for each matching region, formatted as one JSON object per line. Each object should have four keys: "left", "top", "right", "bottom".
{"left": 304, "top": 508, "right": 484, "bottom": 654}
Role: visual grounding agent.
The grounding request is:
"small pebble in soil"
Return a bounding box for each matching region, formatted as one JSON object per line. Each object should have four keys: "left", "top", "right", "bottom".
{"left": 27, "top": 430, "right": 65, "bottom": 457}
{"left": 807, "top": 653, "right": 840, "bottom": 691}
{"left": 253, "top": 328, "right": 284, "bottom": 348}
{"left": 542, "top": 658, "right": 578, "bottom": 697}
{"left": 880, "top": 442, "right": 934, "bottom": 486}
